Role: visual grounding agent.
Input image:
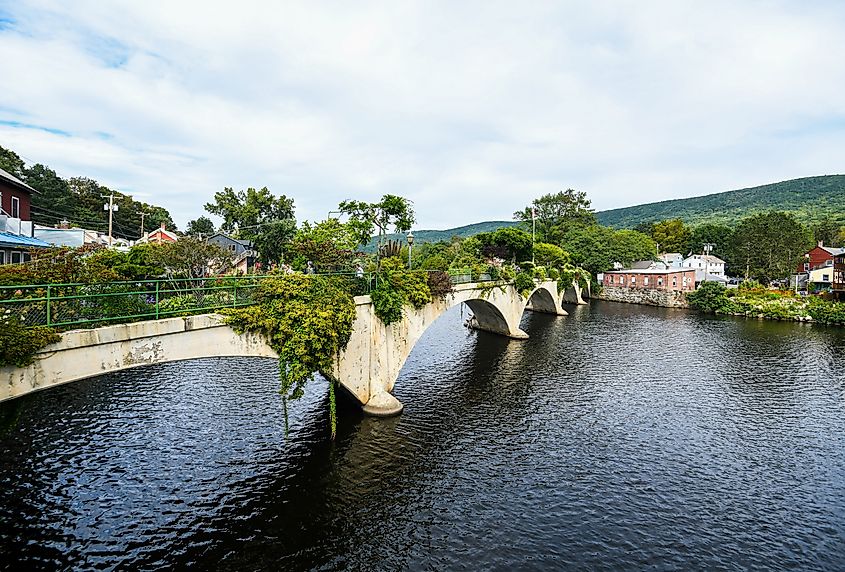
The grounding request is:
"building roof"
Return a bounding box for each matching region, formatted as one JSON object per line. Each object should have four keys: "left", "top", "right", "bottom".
{"left": 684, "top": 254, "right": 725, "bottom": 264}
{"left": 606, "top": 268, "right": 694, "bottom": 275}
{"left": 0, "top": 166, "right": 37, "bottom": 194}
{"left": 629, "top": 260, "right": 657, "bottom": 269}
{"left": 0, "top": 231, "right": 51, "bottom": 249}
{"left": 821, "top": 246, "right": 845, "bottom": 256}
{"left": 208, "top": 233, "right": 253, "bottom": 248}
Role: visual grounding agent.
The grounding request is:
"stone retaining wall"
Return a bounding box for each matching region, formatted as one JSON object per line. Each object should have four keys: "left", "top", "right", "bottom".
{"left": 595, "top": 286, "right": 689, "bottom": 308}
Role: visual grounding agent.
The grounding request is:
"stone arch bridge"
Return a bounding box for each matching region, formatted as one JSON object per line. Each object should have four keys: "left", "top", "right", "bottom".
{"left": 0, "top": 280, "right": 588, "bottom": 414}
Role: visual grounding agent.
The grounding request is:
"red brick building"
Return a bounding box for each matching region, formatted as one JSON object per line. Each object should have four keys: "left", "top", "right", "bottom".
{"left": 603, "top": 269, "right": 697, "bottom": 292}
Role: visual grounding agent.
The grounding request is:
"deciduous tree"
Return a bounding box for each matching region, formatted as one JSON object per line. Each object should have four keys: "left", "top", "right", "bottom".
{"left": 514, "top": 189, "right": 595, "bottom": 243}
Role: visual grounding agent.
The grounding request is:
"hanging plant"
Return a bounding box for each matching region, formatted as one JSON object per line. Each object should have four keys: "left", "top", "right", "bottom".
{"left": 223, "top": 273, "right": 356, "bottom": 439}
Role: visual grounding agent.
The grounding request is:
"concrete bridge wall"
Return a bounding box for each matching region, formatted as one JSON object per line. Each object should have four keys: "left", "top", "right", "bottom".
{"left": 0, "top": 280, "right": 580, "bottom": 412}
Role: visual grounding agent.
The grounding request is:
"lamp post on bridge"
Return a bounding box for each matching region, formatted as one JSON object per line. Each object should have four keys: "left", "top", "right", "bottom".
{"left": 407, "top": 231, "right": 414, "bottom": 269}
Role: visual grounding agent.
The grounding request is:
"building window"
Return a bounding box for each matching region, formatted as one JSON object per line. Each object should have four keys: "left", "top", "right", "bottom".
{"left": 10, "top": 251, "right": 21, "bottom": 264}
{"left": 11, "top": 196, "right": 19, "bottom": 218}
{"left": 672, "top": 277, "right": 677, "bottom": 287}
{"left": 657, "top": 277, "right": 663, "bottom": 286}
{"left": 620, "top": 276, "right": 625, "bottom": 285}
{"left": 823, "top": 274, "right": 830, "bottom": 282}
{"left": 0, "top": 251, "right": 5, "bottom": 264}
{"left": 804, "top": 263, "right": 810, "bottom": 271}
{"left": 644, "top": 277, "right": 649, "bottom": 285}
{"left": 631, "top": 276, "right": 636, "bottom": 285}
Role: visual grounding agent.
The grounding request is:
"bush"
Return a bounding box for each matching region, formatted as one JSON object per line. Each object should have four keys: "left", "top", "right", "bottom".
{"left": 427, "top": 271, "right": 453, "bottom": 299}
{"left": 0, "top": 316, "right": 61, "bottom": 367}
{"left": 807, "top": 297, "right": 845, "bottom": 325}
{"left": 687, "top": 282, "right": 736, "bottom": 314}
{"left": 371, "top": 284, "right": 405, "bottom": 324}
{"left": 513, "top": 271, "right": 535, "bottom": 298}
{"left": 547, "top": 268, "right": 560, "bottom": 281}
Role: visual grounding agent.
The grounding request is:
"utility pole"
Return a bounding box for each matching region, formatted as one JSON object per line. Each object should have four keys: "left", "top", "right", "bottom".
{"left": 531, "top": 206, "right": 536, "bottom": 265}
{"left": 103, "top": 193, "right": 119, "bottom": 247}
{"left": 702, "top": 243, "right": 715, "bottom": 282}
{"left": 139, "top": 211, "right": 148, "bottom": 241}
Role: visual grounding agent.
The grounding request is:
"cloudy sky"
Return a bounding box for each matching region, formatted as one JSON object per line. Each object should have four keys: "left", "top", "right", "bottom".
{"left": 0, "top": 1, "right": 844, "bottom": 231}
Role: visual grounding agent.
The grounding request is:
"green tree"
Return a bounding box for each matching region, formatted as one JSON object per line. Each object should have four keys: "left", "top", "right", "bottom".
{"left": 650, "top": 219, "right": 691, "bottom": 253}
{"left": 0, "top": 146, "right": 25, "bottom": 178}
{"left": 611, "top": 229, "right": 657, "bottom": 265}
{"left": 148, "top": 237, "right": 232, "bottom": 282}
{"left": 205, "top": 186, "right": 295, "bottom": 239}
{"left": 185, "top": 216, "right": 216, "bottom": 237}
{"left": 252, "top": 219, "right": 296, "bottom": 265}
{"left": 514, "top": 189, "right": 595, "bottom": 243}
{"left": 474, "top": 227, "right": 533, "bottom": 263}
{"left": 532, "top": 242, "right": 569, "bottom": 268}
{"left": 728, "top": 211, "right": 813, "bottom": 283}
{"left": 813, "top": 216, "right": 841, "bottom": 247}
{"left": 560, "top": 225, "right": 615, "bottom": 276}
{"left": 686, "top": 223, "right": 734, "bottom": 260}
{"left": 24, "top": 164, "right": 72, "bottom": 226}
{"left": 338, "top": 194, "right": 415, "bottom": 248}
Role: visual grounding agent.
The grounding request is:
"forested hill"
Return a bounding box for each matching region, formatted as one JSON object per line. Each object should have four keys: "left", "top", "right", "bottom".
{"left": 596, "top": 175, "right": 845, "bottom": 229}
{"left": 367, "top": 220, "right": 521, "bottom": 250}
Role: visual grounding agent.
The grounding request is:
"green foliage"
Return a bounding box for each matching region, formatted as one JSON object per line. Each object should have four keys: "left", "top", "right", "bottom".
{"left": 471, "top": 227, "right": 533, "bottom": 263}
{"left": 806, "top": 297, "right": 845, "bottom": 325}
{"left": 421, "top": 254, "right": 449, "bottom": 271}
{"left": 338, "top": 194, "right": 415, "bottom": 247}
{"left": 547, "top": 267, "right": 560, "bottom": 280}
{"left": 532, "top": 266, "right": 547, "bottom": 280}
{"left": 686, "top": 282, "right": 736, "bottom": 314}
{"left": 560, "top": 225, "right": 655, "bottom": 276}
{"left": 649, "top": 219, "right": 691, "bottom": 253}
{"left": 728, "top": 211, "right": 813, "bottom": 283}
{"left": 513, "top": 271, "right": 535, "bottom": 298}
{"left": 0, "top": 316, "right": 61, "bottom": 367}
{"left": 370, "top": 257, "right": 432, "bottom": 324}
{"left": 513, "top": 189, "right": 596, "bottom": 243}
{"left": 686, "top": 223, "right": 734, "bottom": 259}
{"left": 224, "top": 274, "right": 356, "bottom": 439}
{"left": 290, "top": 218, "right": 360, "bottom": 272}
{"left": 185, "top": 216, "right": 216, "bottom": 237}
{"left": 596, "top": 175, "right": 845, "bottom": 230}
{"left": 148, "top": 237, "right": 232, "bottom": 281}
{"left": 738, "top": 279, "right": 764, "bottom": 292}
{"left": 533, "top": 242, "right": 569, "bottom": 268}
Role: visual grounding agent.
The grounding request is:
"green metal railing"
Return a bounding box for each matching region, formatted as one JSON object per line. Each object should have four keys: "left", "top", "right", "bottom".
{"left": 0, "top": 269, "right": 505, "bottom": 330}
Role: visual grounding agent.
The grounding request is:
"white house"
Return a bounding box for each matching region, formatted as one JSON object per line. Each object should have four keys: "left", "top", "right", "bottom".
{"left": 658, "top": 253, "right": 684, "bottom": 269}
{"left": 683, "top": 254, "right": 727, "bottom": 283}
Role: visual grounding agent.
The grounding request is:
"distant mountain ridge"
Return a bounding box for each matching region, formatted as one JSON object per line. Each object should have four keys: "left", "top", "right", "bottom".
{"left": 367, "top": 220, "right": 521, "bottom": 250}
{"left": 372, "top": 175, "right": 844, "bottom": 248}
{"left": 595, "top": 175, "right": 845, "bottom": 229}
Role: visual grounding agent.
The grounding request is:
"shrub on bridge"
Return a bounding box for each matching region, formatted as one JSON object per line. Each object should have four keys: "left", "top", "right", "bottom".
{"left": 0, "top": 314, "right": 61, "bottom": 367}
{"left": 223, "top": 273, "right": 356, "bottom": 439}
{"left": 427, "top": 271, "right": 453, "bottom": 299}
{"left": 513, "top": 271, "right": 535, "bottom": 298}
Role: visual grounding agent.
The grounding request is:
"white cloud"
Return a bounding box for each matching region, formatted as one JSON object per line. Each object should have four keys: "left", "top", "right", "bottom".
{"left": 0, "top": 0, "right": 844, "bottom": 231}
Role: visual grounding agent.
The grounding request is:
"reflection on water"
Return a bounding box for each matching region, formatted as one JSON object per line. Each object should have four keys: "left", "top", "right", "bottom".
{"left": 2, "top": 301, "right": 845, "bottom": 570}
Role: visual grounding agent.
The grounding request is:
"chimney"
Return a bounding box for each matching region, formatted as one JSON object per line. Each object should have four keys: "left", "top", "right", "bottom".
{"left": 160, "top": 222, "right": 166, "bottom": 230}
{"left": 818, "top": 240, "right": 824, "bottom": 248}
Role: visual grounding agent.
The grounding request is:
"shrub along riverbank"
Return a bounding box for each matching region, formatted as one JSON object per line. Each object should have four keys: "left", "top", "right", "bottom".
{"left": 686, "top": 281, "right": 845, "bottom": 325}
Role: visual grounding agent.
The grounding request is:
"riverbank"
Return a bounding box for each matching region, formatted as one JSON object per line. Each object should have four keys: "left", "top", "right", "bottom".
{"left": 594, "top": 286, "right": 689, "bottom": 308}
{"left": 686, "top": 282, "right": 845, "bottom": 325}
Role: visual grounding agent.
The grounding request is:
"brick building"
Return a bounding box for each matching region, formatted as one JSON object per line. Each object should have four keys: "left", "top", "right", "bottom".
{"left": 603, "top": 268, "right": 697, "bottom": 292}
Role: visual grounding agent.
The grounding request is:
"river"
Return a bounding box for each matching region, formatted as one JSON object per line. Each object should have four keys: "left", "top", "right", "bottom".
{"left": 1, "top": 301, "right": 844, "bottom": 570}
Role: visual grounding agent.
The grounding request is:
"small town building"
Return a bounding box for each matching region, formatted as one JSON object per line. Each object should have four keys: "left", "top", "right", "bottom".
{"left": 682, "top": 254, "right": 727, "bottom": 283}
{"left": 658, "top": 253, "right": 684, "bottom": 269}
{"left": 207, "top": 233, "right": 257, "bottom": 273}
{"left": 797, "top": 242, "right": 845, "bottom": 273}
{"left": 138, "top": 222, "right": 178, "bottom": 244}
{"left": 833, "top": 253, "right": 845, "bottom": 299}
{"left": 0, "top": 166, "right": 51, "bottom": 263}
{"left": 602, "top": 268, "right": 697, "bottom": 292}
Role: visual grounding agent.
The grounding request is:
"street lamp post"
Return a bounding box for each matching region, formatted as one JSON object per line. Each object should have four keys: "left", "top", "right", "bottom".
{"left": 407, "top": 231, "right": 414, "bottom": 269}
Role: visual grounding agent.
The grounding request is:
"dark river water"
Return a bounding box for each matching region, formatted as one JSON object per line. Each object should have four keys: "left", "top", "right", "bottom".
{"left": 2, "top": 301, "right": 845, "bottom": 570}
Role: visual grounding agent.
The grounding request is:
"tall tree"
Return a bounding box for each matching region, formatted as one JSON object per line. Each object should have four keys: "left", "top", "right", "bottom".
{"left": 338, "top": 194, "right": 415, "bottom": 248}
{"left": 24, "top": 164, "right": 72, "bottom": 226}
{"left": 813, "top": 216, "right": 841, "bottom": 247}
{"left": 185, "top": 216, "right": 216, "bottom": 237}
{"left": 289, "top": 218, "right": 360, "bottom": 271}
{"left": 650, "top": 219, "right": 691, "bottom": 254}
{"left": 728, "top": 211, "right": 813, "bottom": 283}
{"left": 205, "top": 186, "right": 295, "bottom": 239}
{"left": 0, "top": 146, "right": 25, "bottom": 178}
{"left": 686, "top": 223, "right": 733, "bottom": 260}
{"left": 514, "top": 189, "right": 596, "bottom": 243}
